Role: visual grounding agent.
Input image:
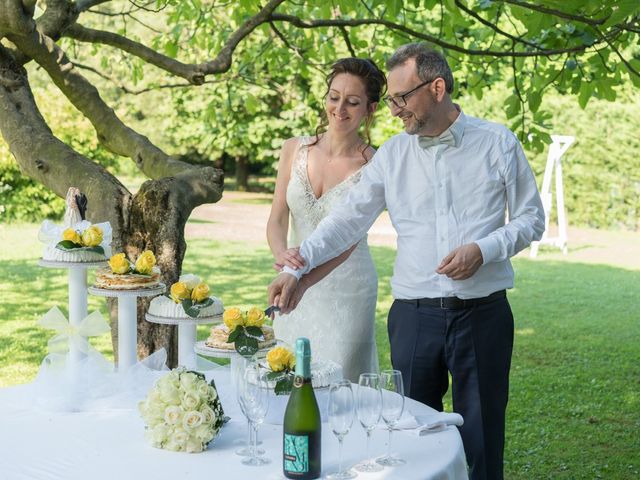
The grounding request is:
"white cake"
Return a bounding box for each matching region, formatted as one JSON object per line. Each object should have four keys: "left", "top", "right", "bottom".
{"left": 42, "top": 243, "right": 107, "bottom": 262}
{"left": 39, "top": 188, "right": 111, "bottom": 263}
{"left": 148, "top": 294, "right": 224, "bottom": 318}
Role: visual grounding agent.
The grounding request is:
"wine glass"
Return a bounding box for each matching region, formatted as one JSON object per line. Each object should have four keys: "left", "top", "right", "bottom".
{"left": 235, "top": 356, "right": 264, "bottom": 456}
{"left": 238, "top": 362, "right": 269, "bottom": 465}
{"left": 325, "top": 380, "right": 357, "bottom": 479}
{"left": 355, "top": 373, "right": 383, "bottom": 473}
{"left": 376, "top": 370, "right": 405, "bottom": 466}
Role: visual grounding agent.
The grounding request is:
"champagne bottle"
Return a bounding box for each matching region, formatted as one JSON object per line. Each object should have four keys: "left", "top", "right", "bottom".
{"left": 283, "top": 337, "right": 321, "bottom": 479}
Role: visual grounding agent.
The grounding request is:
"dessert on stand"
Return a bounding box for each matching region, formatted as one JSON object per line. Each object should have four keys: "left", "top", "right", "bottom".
{"left": 88, "top": 250, "right": 165, "bottom": 372}
{"left": 37, "top": 187, "right": 112, "bottom": 409}
{"left": 145, "top": 274, "right": 224, "bottom": 369}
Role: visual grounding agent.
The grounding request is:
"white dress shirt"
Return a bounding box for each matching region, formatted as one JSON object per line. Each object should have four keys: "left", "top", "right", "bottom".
{"left": 284, "top": 111, "right": 545, "bottom": 300}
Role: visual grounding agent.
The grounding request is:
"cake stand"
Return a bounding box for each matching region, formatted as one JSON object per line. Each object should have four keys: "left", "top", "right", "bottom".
{"left": 88, "top": 284, "right": 165, "bottom": 372}
{"left": 145, "top": 313, "right": 222, "bottom": 370}
{"left": 38, "top": 259, "right": 107, "bottom": 368}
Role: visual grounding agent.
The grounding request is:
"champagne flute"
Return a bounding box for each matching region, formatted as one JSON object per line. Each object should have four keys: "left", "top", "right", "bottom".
{"left": 239, "top": 362, "right": 270, "bottom": 466}
{"left": 325, "top": 380, "right": 357, "bottom": 479}
{"left": 355, "top": 373, "right": 383, "bottom": 473}
{"left": 235, "top": 358, "right": 265, "bottom": 457}
{"left": 376, "top": 370, "right": 405, "bottom": 466}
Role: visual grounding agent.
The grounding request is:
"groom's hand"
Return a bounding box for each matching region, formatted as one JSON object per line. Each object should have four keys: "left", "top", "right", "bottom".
{"left": 268, "top": 272, "right": 299, "bottom": 313}
{"left": 436, "top": 243, "right": 483, "bottom": 280}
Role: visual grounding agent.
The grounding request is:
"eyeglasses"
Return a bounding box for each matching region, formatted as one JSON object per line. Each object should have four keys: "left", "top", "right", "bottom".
{"left": 383, "top": 79, "right": 434, "bottom": 108}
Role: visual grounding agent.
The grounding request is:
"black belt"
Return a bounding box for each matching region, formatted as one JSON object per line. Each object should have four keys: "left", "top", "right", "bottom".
{"left": 396, "top": 290, "right": 506, "bottom": 310}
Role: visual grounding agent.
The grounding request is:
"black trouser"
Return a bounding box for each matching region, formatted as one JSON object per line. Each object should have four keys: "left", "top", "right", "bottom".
{"left": 388, "top": 295, "right": 514, "bottom": 480}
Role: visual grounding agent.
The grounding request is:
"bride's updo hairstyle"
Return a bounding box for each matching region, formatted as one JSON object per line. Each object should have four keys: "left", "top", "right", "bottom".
{"left": 311, "top": 57, "right": 387, "bottom": 161}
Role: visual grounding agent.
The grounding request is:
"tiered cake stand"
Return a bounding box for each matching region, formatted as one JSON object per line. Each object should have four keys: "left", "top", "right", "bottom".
{"left": 88, "top": 284, "right": 165, "bottom": 372}
{"left": 38, "top": 259, "right": 107, "bottom": 367}
{"left": 145, "top": 313, "right": 222, "bottom": 369}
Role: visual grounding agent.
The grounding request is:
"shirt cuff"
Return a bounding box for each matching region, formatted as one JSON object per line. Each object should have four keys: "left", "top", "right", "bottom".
{"left": 281, "top": 265, "right": 303, "bottom": 280}
{"left": 474, "top": 237, "right": 500, "bottom": 265}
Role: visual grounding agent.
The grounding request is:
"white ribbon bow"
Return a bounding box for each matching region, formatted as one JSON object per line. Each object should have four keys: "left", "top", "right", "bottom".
{"left": 38, "top": 306, "right": 111, "bottom": 355}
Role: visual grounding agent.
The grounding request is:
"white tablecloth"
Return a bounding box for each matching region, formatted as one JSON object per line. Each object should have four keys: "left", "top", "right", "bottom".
{"left": 0, "top": 368, "right": 468, "bottom": 480}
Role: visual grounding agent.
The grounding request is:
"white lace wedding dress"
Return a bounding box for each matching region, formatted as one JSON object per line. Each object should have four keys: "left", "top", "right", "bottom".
{"left": 274, "top": 137, "right": 379, "bottom": 382}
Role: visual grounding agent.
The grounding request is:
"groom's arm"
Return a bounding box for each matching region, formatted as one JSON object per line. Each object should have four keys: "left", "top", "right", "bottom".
{"left": 271, "top": 151, "right": 387, "bottom": 309}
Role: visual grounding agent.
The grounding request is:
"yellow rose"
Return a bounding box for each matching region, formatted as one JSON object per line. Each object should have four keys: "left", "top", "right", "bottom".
{"left": 191, "top": 282, "right": 210, "bottom": 303}
{"left": 223, "top": 307, "right": 245, "bottom": 330}
{"left": 267, "top": 346, "right": 296, "bottom": 372}
{"left": 245, "top": 307, "right": 265, "bottom": 327}
{"left": 135, "top": 250, "right": 156, "bottom": 275}
{"left": 62, "top": 228, "right": 82, "bottom": 245}
{"left": 109, "top": 253, "right": 131, "bottom": 274}
{"left": 81, "top": 225, "right": 103, "bottom": 247}
{"left": 170, "top": 281, "right": 190, "bottom": 303}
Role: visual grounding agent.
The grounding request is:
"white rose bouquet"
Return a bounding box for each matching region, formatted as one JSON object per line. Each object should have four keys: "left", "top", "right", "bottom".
{"left": 138, "top": 368, "right": 226, "bottom": 453}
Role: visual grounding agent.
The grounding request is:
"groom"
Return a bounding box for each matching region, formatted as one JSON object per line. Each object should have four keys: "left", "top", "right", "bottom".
{"left": 268, "top": 43, "right": 544, "bottom": 480}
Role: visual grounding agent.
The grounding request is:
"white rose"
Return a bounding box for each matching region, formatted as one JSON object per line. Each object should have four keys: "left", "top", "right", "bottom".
{"left": 147, "top": 424, "right": 170, "bottom": 447}
{"left": 157, "top": 373, "right": 179, "bottom": 390}
{"left": 180, "top": 372, "right": 199, "bottom": 391}
{"left": 208, "top": 385, "right": 218, "bottom": 401}
{"left": 183, "top": 410, "right": 204, "bottom": 430}
{"left": 185, "top": 436, "right": 204, "bottom": 453}
{"left": 199, "top": 404, "right": 215, "bottom": 425}
{"left": 196, "top": 381, "right": 211, "bottom": 399}
{"left": 182, "top": 392, "right": 200, "bottom": 410}
{"left": 179, "top": 274, "right": 201, "bottom": 290}
{"left": 164, "top": 405, "right": 183, "bottom": 425}
{"left": 194, "top": 424, "right": 214, "bottom": 442}
{"left": 164, "top": 439, "right": 181, "bottom": 452}
{"left": 159, "top": 382, "right": 181, "bottom": 405}
{"left": 173, "top": 428, "right": 189, "bottom": 447}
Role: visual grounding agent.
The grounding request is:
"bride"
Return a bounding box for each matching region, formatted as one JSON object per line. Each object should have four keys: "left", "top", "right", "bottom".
{"left": 266, "top": 58, "right": 386, "bottom": 381}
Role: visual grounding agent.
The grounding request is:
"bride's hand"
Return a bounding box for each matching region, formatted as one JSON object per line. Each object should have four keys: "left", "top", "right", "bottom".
{"left": 274, "top": 247, "right": 305, "bottom": 270}
{"left": 286, "top": 277, "right": 310, "bottom": 312}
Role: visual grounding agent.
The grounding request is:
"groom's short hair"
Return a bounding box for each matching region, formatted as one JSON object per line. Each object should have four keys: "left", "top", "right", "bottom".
{"left": 386, "top": 43, "right": 454, "bottom": 94}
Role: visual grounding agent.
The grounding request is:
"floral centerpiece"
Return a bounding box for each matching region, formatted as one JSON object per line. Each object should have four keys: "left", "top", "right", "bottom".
{"left": 265, "top": 345, "right": 296, "bottom": 395}
{"left": 167, "top": 274, "right": 213, "bottom": 318}
{"left": 108, "top": 250, "right": 156, "bottom": 275}
{"left": 223, "top": 306, "right": 268, "bottom": 357}
{"left": 56, "top": 224, "right": 105, "bottom": 255}
{"left": 138, "top": 367, "right": 226, "bottom": 453}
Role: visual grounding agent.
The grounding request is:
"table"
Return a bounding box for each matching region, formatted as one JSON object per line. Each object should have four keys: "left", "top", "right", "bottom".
{"left": 0, "top": 369, "right": 468, "bottom": 480}
{"left": 88, "top": 285, "right": 165, "bottom": 371}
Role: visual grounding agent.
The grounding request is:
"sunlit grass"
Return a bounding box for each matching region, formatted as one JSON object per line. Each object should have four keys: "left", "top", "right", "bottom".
{"left": 0, "top": 223, "right": 638, "bottom": 478}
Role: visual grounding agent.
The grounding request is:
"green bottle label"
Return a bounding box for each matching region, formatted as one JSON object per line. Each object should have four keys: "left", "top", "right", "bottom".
{"left": 284, "top": 433, "right": 309, "bottom": 474}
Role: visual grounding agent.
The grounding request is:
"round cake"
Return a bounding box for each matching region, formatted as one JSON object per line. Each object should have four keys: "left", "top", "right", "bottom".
{"left": 39, "top": 187, "right": 112, "bottom": 263}
{"left": 94, "top": 266, "right": 161, "bottom": 290}
{"left": 148, "top": 294, "right": 224, "bottom": 318}
{"left": 205, "top": 324, "right": 276, "bottom": 350}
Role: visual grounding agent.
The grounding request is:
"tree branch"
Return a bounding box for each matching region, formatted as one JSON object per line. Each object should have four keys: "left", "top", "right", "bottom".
{"left": 64, "top": 23, "right": 206, "bottom": 84}
{"left": 5, "top": 15, "right": 222, "bottom": 206}
{"left": 74, "top": 0, "right": 111, "bottom": 13}
{"left": 499, "top": 0, "right": 608, "bottom": 26}
{"left": 455, "top": 0, "right": 542, "bottom": 50}
{"left": 268, "top": 13, "right": 604, "bottom": 58}
{"left": 197, "top": 0, "right": 286, "bottom": 74}
{"left": 339, "top": 26, "right": 356, "bottom": 57}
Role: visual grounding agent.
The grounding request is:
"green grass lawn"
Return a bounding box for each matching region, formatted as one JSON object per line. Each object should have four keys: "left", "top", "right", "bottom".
{"left": 0, "top": 223, "right": 638, "bottom": 479}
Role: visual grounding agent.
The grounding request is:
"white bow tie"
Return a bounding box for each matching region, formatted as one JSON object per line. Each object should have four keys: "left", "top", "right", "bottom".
{"left": 418, "top": 129, "right": 456, "bottom": 149}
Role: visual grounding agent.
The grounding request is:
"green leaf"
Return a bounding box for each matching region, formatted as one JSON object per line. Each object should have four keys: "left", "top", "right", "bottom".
{"left": 227, "top": 326, "right": 242, "bottom": 343}
{"left": 528, "top": 91, "right": 542, "bottom": 113}
{"left": 266, "top": 371, "right": 286, "bottom": 381}
{"left": 603, "top": 0, "right": 640, "bottom": 28}
{"left": 275, "top": 378, "right": 293, "bottom": 395}
{"left": 245, "top": 326, "right": 265, "bottom": 338}
{"left": 56, "top": 240, "right": 82, "bottom": 250}
{"left": 578, "top": 82, "right": 594, "bottom": 109}
{"left": 84, "top": 246, "right": 105, "bottom": 255}
{"left": 235, "top": 334, "right": 258, "bottom": 357}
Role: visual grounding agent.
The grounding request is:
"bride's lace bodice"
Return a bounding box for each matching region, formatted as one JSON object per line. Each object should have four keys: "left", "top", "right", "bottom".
{"left": 286, "top": 136, "right": 366, "bottom": 247}
{"left": 275, "top": 136, "right": 379, "bottom": 381}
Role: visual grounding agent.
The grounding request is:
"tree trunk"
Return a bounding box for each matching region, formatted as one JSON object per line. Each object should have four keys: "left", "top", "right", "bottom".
{"left": 235, "top": 155, "right": 249, "bottom": 191}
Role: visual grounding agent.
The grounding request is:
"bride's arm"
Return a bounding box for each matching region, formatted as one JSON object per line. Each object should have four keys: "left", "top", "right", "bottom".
{"left": 266, "top": 138, "right": 304, "bottom": 270}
